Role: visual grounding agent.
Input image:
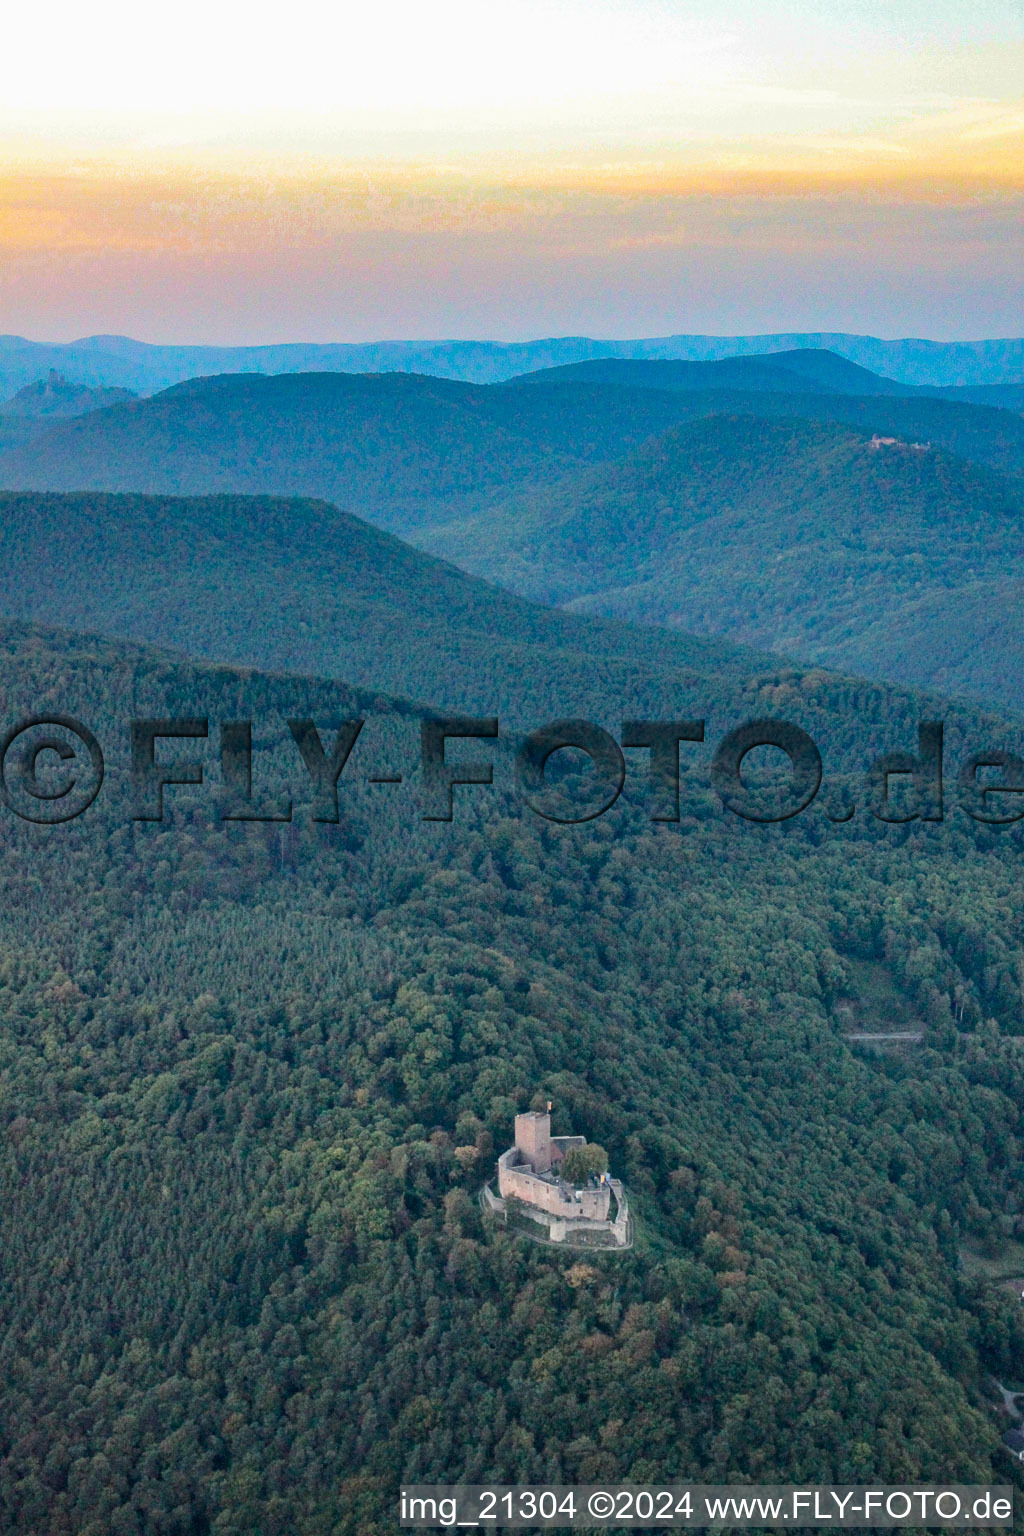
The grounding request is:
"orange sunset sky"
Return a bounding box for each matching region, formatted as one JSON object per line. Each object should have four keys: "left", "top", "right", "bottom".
{"left": 1, "top": 0, "right": 1021, "bottom": 342}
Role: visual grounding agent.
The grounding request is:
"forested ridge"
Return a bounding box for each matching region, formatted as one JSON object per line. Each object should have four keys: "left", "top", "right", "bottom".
{"left": 423, "top": 413, "right": 1024, "bottom": 716}
{"left": 0, "top": 488, "right": 772, "bottom": 726}
{"left": 510, "top": 353, "right": 1024, "bottom": 417}
{"left": 3, "top": 485, "right": 1024, "bottom": 751}
{"left": 508, "top": 349, "right": 915, "bottom": 397}
{"left": 0, "top": 373, "right": 711, "bottom": 533}
{"left": 1, "top": 365, "right": 1021, "bottom": 536}
{"left": 2, "top": 619, "right": 1024, "bottom": 1530}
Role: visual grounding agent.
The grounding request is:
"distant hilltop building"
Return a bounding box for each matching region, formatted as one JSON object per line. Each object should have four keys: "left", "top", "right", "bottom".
{"left": 0, "top": 371, "right": 136, "bottom": 420}
{"left": 869, "top": 433, "right": 930, "bottom": 452}
{"left": 484, "top": 1107, "right": 631, "bottom": 1248}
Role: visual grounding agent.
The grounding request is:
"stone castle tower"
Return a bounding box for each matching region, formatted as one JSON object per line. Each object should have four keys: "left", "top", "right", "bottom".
{"left": 513, "top": 1109, "right": 552, "bottom": 1173}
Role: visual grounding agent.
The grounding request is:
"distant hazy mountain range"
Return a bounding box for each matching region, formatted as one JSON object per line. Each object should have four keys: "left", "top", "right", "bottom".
{"left": 4, "top": 347, "right": 1024, "bottom": 715}
{"left": 1, "top": 329, "right": 1023, "bottom": 396}
{"left": 2, "top": 354, "right": 1022, "bottom": 524}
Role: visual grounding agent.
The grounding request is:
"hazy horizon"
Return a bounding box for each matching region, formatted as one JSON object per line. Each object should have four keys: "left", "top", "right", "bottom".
{"left": 4, "top": 326, "right": 1024, "bottom": 348}
{"left": 1, "top": 0, "right": 1020, "bottom": 343}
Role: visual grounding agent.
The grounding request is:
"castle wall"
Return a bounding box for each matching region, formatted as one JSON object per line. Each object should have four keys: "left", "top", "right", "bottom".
{"left": 498, "top": 1149, "right": 611, "bottom": 1220}
{"left": 575, "top": 1185, "right": 610, "bottom": 1220}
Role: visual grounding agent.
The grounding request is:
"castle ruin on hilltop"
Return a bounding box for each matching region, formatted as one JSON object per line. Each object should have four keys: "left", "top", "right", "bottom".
{"left": 483, "top": 1108, "right": 631, "bottom": 1248}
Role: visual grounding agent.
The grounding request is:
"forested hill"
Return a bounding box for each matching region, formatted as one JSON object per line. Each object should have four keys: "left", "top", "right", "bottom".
{"left": 0, "top": 374, "right": 136, "bottom": 457}
{"left": 3, "top": 616, "right": 1024, "bottom": 1530}
{"left": 0, "top": 372, "right": 712, "bottom": 533}
{"left": 509, "top": 348, "right": 915, "bottom": 396}
{"left": 505, "top": 359, "right": 1024, "bottom": 480}
{"left": 1, "top": 366, "right": 1022, "bottom": 536}
{"left": 9, "top": 486, "right": 1024, "bottom": 748}
{"left": 0, "top": 373, "right": 135, "bottom": 419}
{"left": 423, "top": 413, "right": 1024, "bottom": 718}
{"left": 510, "top": 349, "right": 1024, "bottom": 407}
{"left": 0, "top": 488, "right": 778, "bottom": 724}
{"left": 5, "top": 376, "right": 1024, "bottom": 716}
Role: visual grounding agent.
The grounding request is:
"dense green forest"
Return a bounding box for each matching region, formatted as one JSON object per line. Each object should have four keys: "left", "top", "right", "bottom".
{"left": 3, "top": 617, "right": 1024, "bottom": 1532}
{"left": 9, "top": 483, "right": 1024, "bottom": 737}
{"left": 423, "top": 413, "right": 1024, "bottom": 714}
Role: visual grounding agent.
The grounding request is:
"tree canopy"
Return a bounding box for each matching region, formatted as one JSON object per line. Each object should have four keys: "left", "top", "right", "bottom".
{"left": 560, "top": 1143, "right": 609, "bottom": 1185}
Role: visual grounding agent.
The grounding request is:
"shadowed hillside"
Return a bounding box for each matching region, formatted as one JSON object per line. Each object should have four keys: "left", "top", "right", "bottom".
{"left": 0, "top": 488, "right": 779, "bottom": 724}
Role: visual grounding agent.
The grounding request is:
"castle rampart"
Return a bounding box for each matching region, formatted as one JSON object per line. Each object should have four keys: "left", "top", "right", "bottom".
{"left": 497, "top": 1146, "right": 610, "bottom": 1220}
